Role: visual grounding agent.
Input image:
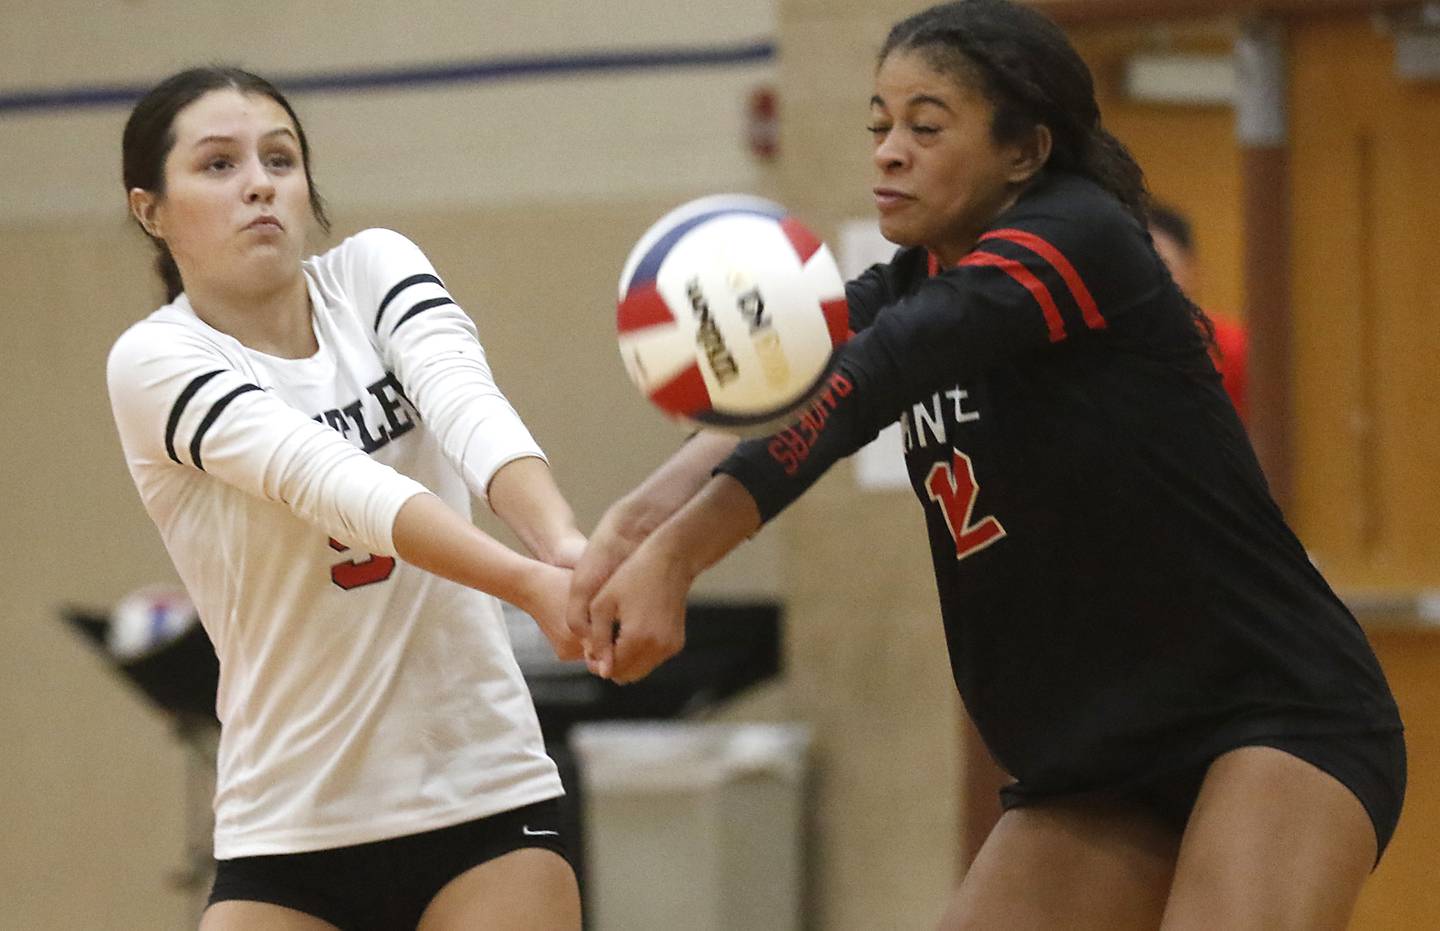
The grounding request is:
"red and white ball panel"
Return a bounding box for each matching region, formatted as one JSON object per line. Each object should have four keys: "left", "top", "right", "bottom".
{"left": 616, "top": 195, "right": 850, "bottom": 432}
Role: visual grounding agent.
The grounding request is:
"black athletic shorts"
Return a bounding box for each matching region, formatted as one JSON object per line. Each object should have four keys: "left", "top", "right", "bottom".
{"left": 999, "top": 728, "right": 1406, "bottom": 865}
{"left": 207, "top": 797, "right": 572, "bottom": 930}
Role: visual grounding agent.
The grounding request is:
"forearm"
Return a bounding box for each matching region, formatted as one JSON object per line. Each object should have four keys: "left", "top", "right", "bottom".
{"left": 613, "top": 430, "right": 741, "bottom": 538}
{"left": 643, "top": 473, "right": 762, "bottom": 580}
{"left": 715, "top": 339, "right": 902, "bottom": 525}
{"left": 392, "top": 492, "right": 542, "bottom": 610}
{"left": 580, "top": 473, "right": 760, "bottom": 682}
{"left": 566, "top": 431, "right": 744, "bottom": 660}
{"left": 486, "top": 456, "right": 582, "bottom": 563}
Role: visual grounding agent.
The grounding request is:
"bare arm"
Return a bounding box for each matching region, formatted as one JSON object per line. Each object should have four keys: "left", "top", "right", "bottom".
{"left": 586, "top": 474, "right": 761, "bottom": 682}
{"left": 600, "top": 431, "right": 741, "bottom": 541}
{"left": 564, "top": 431, "right": 740, "bottom": 656}
{"left": 392, "top": 492, "right": 578, "bottom": 658}
{"left": 486, "top": 456, "right": 586, "bottom": 567}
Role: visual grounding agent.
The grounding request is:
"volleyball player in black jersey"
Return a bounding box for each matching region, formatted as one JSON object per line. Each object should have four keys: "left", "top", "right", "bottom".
{"left": 566, "top": 1, "right": 1403, "bottom": 927}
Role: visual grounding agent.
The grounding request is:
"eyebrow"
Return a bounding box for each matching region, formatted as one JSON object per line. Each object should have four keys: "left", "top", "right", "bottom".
{"left": 191, "top": 127, "right": 299, "bottom": 148}
{"left": 869, "top": 93, "right": 955, "bottom": 113}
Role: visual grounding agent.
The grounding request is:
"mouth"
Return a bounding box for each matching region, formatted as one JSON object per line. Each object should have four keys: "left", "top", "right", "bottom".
{"left": 245, "top": 216, "right": 284, "bottom": 232}
{"left": 873, "top": 188, "right": 913, "bottom": 211}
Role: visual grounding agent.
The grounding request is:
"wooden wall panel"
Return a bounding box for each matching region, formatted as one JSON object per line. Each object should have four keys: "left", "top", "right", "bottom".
{"left": 1072, "top": 29, "right": 1246, "bottom": 319}
{"left": 1289, "top": 18, "right": 1440, "bottom": 589}
{"left": 774, "top": 5, "right": 967, "bottom": 926}
{"left": 1352, "top": 628, "right": 1440, "bottom": 929}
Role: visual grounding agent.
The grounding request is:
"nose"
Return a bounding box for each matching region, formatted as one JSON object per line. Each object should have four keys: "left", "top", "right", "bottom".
{"left": 242, "top": 156, "right": 275, "bottom": 204}
{"left": 872, "top": 130, "right": 907, "bottom": 174}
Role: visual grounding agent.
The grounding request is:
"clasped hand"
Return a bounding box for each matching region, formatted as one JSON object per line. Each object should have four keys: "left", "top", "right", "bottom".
{"left": 562, "top": 511, "right": 694, "bottom": 685}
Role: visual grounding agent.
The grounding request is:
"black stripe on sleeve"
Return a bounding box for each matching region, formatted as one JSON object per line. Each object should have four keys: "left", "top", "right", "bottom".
{"left": 165, "top": 369, "right": 226, "bottom": 464}
{"left": 189, "top": 384, "right": 263, "bottom": 471}
{"left": 391, "top": 297, "right": 457, "bottom": 335}
{"left": 375, "top": 274, "right": 444, "bottom": 332}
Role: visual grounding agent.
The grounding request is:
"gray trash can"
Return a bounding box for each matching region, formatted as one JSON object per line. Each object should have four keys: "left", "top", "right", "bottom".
{"left": 570, "top": 722, "right": 810, "bottom": 931}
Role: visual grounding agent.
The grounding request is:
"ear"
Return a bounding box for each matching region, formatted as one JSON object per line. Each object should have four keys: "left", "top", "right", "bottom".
{"left": 1006, "top": 124, "right": 1052, "bottom": 185}
{"left": 128, "top": 188, "right": 163, "bottom": 239}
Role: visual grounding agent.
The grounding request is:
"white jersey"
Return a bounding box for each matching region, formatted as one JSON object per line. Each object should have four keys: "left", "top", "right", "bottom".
{"left": 107, "top": 228, "right": 563, "bottom": 859}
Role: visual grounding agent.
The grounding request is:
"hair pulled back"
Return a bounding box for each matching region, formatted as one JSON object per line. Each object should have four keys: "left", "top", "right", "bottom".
{"left": 122, "top": 66, "right": 330, "bottom": 302}
{"left": 880, "top": 2, "right": 1215, "bottom": 342}
{"left": 879, "top": 0, "right": 1150, "bottom": 225}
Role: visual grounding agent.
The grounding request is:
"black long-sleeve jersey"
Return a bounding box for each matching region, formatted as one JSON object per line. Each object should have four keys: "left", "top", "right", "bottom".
{"left": 717, "top": 172, "right": 1400, "bottom": 794}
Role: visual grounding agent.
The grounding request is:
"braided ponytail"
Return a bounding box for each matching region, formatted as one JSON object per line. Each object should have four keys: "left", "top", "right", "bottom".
{"left": 1080, "top": 129, "right": 1150, "bottom": 224}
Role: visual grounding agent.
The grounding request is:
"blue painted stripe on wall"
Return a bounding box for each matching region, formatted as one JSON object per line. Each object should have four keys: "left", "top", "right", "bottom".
{"left": 0, "top": 40, "right": 775, "bottom": 115}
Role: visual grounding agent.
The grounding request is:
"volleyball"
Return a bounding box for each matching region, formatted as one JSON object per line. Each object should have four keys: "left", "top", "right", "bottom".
{"left": 616, "top": 194, "right": 850, "bottom": 434}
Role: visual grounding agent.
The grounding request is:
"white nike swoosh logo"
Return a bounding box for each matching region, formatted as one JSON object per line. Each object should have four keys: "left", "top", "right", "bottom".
{"left": 522, "top": 825, "right": 559, "bottom": 836}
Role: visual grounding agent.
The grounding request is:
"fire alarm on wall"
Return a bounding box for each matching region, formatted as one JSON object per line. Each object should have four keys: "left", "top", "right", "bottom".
{"left": 748, "top": 85, "right": 778, "bottom": 160}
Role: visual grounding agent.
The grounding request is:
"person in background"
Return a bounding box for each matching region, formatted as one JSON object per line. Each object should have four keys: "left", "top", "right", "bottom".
{"left": 1148, "top": 201, "right": 1249, "bottom": 423}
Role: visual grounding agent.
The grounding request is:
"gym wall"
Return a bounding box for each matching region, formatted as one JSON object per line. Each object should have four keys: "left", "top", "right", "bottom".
{"left": 0, "top": 2, "right": 781, "bottom": 927}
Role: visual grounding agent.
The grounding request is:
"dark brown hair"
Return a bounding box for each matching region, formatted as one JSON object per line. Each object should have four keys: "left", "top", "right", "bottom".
{"left": 1148, "top": 201, "right": 1195, "bottom": 253}
{"left": 122, "top": 66, "right": 331, "bottom": 302}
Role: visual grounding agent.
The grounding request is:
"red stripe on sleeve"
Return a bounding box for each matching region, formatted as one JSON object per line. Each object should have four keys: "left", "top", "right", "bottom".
{"left": 980, "top": 228, "right": 1105, "bottom": 330}
{"left": 820, "top": 297, "right": 851, "bottom": 347}
{"left": 958, "top": 250, "right": 1067, "bottom": 343}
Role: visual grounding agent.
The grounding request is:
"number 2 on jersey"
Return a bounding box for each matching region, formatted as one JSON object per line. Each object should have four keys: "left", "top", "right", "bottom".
{"left": 925, "top": 450, "right": 1006, "bottom": 561}
{"left": 328, "top": 538, "right": 396, "bottom": 590}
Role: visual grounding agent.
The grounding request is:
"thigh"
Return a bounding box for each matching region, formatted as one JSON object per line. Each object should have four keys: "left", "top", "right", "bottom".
{"left": 417, "top": 847, "right": 580, "bottom": 931}
{"left": 1161, "top": 745, "right": 1376, "bottom": 931}
{"left": 938, "top": 795, "right": 1180, "bottom": 931}
{"left": 200, "top": 900, "right": 341, "bottom": 931}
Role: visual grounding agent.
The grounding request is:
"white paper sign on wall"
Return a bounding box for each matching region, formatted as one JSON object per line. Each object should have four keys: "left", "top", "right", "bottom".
{"left": 838, "top": 220, "right": 910, "bottom": 492}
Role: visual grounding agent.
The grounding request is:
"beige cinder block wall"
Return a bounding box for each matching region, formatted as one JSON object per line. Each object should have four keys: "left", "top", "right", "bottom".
{"left": 3, "top": 1, "right": 972, "bottom": 928}
{"left": 0, "top": 2, "right": 784, "bottom": 928}
{"left": 761, "top": 2, "right": 967, "bottom": 928}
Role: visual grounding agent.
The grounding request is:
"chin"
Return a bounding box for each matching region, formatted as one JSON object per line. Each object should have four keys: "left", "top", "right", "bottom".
{"left": 246, "top": 235, "right": 301, "bottom": 261}
{"left": 877, "top": 218, "right": 921, "bottom": 248}
{"left": 238, "top": 249, "right": 303, "bottom": 287}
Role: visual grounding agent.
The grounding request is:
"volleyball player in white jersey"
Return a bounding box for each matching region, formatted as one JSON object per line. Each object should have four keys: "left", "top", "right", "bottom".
{"left": 108, "top": 67, "right": 582, "bottom": 930}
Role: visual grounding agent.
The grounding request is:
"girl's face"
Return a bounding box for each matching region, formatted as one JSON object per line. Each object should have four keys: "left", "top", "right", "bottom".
{"left": 869, "top": 50, "right": 1044, "bottom": 266}
{"left": 131, "top": 89, "right": 311, "bottom": 297}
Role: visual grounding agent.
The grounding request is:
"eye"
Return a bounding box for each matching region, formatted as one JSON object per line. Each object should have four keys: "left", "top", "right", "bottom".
{"left": 265, "top": 152, "right": 297, "bottom": 170}
{"left": 204, "top": 157, "right": 234, "bottom": 172}
{"left": 911, "top": 124, "right": 939, "bottom": 137}
{"left": 866, "top": 123, "right": 891, "bottom": 137}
